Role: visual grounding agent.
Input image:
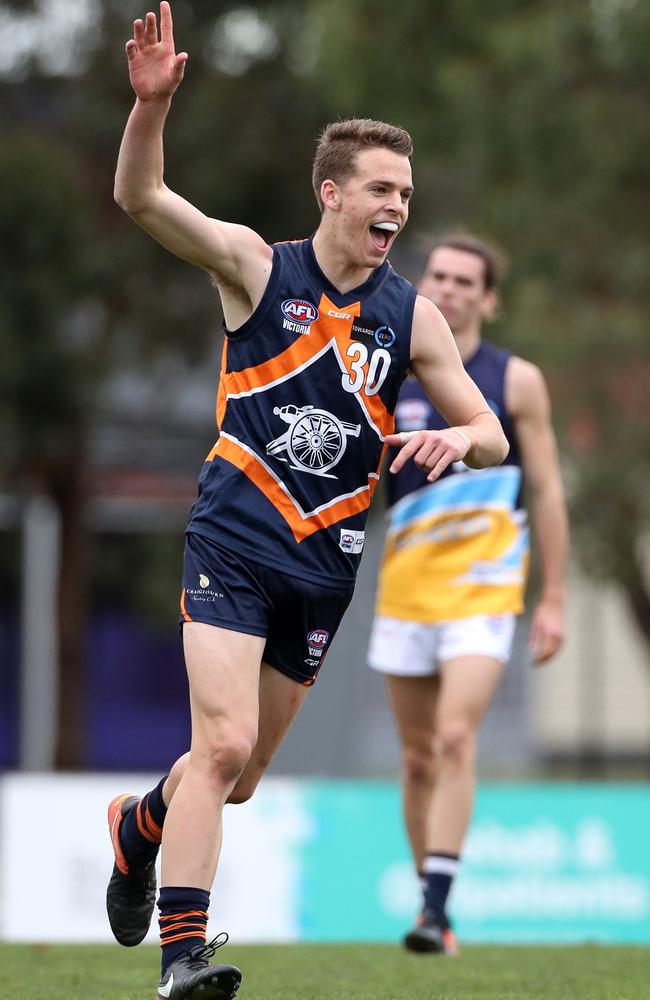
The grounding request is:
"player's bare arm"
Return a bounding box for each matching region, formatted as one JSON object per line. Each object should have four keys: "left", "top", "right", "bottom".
{"left": 114, "top": 2, "right": 272, "bottom": 326}
{"left": 386, "top": 295, "right": 509, "bottom": 481}
{"left": 506, "top": 356, "right": 568, "bottom": 664}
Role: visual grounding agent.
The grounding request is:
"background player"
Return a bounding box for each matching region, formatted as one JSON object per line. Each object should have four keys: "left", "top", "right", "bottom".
{"left": 107, "top": 6, "right": 509, "bottom": 999}
{"left": 368, "top": 233, "right": 568, "bottom": 955}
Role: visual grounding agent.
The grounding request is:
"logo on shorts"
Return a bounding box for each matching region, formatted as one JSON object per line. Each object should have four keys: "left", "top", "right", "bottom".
{"left": 199, "top": 574, "right": 210, "bottom": 589}
{"left": 304, "top": 658, "right": 320, "bottom": 668}
{"left": 307, "top": 629, "right": 329, "bottom": 658}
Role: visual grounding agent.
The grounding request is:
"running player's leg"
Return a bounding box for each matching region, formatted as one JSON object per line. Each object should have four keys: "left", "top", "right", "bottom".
{"left": 228, "top": 661, "right": 310, "bottom": 804}
{"left": 155, "top": 622, "right": 264, "bottom": 1000}
{"left": 106, "top": 753, "right": 191, "bottom": 948}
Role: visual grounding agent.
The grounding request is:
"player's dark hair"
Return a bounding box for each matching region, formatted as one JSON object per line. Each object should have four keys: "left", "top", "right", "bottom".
{"left": 312, "top": 118, "right": 413, "bottom": 212}
{"left": 429, "top": 233, "right": 509, "bottom": 290}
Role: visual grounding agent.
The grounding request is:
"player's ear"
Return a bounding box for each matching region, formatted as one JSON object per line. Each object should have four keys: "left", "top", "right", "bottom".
{"left": 481, "top": 288, "right": 498, "bottom": 322}
{"left": 320, "top": 179, "right": 341, "bottom": 211}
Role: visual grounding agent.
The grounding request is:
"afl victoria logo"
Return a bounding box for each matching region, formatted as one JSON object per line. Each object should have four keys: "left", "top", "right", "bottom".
{"left": 282, "top": 299, "right": 319, "bottom": 324}
{"left": 307, "top": 629, "right": 329, "bottom": 649}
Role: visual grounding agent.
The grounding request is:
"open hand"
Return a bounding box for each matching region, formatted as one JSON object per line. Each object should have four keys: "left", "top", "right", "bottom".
{"left": 125, "top": 1, "right": 188, "bottom": 102}
{"left": 385, "top": 428, "right": 470, "bottom": 482}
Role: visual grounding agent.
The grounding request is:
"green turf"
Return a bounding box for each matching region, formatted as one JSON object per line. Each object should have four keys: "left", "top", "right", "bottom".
{"left": 0, "top": 942, "right": 648, "bottom": 1000}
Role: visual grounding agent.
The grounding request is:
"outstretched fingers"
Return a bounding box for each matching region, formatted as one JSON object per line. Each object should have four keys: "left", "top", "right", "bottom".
{"left": 132, "top": 17, "right": 146, "bottom": 51}
{"left": 144, "top": 11, "right": 158, "bottom": 47}
{"left": 159, "top": 1, "right": 175, "bottom": 46}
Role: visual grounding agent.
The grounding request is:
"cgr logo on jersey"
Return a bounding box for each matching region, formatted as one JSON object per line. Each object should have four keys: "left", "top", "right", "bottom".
{"left": 281, "top": 299, "right": 319, "bottom": 335}
{"left": 307, "top": 628, "right": 329, "bottom": 658}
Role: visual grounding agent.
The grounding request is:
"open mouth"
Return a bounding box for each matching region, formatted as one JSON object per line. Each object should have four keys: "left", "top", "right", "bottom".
{"left": 369, "top": 221, "right": 399, "bottom": 253}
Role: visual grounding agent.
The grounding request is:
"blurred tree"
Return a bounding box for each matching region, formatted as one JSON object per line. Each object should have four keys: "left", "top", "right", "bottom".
{"left": 0, "top": 0, "right": 331, "bottom": 766}
{"left": 0, "top": 0, "right": 647, "bottom": 769}
{"left": 308, "top": 0, "right": 650, "bottom": 646}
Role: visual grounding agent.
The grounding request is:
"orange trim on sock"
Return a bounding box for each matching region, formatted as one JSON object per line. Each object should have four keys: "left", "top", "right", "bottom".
{"left": 144, "top": 803, "right": 163, "bottom": 843}
{"left": 159, "top": 930, "right": 208, "bottom": 947}
{"left": 136, "top": 800, "right": 159, "bottom": 844}
{"left": 159, "top": 910, "right": 208, "bottom": 923}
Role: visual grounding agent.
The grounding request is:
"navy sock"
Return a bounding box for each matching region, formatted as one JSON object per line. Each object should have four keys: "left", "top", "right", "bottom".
{"left": 119, "top": 775, "right": 168, "bottom": 868}
{"left": 421, "top": 852, "right": 460, "bottom": 930}
{"left": 159, "top": 886, "right": 210, "bottom": 974}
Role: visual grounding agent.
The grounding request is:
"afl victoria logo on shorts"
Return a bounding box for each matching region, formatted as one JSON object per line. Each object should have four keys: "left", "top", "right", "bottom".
{"left": 307, "top": 628, "right": 329, "bottom": 658}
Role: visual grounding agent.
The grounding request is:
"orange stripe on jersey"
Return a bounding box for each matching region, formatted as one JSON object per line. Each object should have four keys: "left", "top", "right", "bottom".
{"left": 215, "top": 434, "right": 382, "bottom": 542}
{"left": 216, "top": 338, "right": 228, "bottom": 429}
{"left": 180, "top": 588, "right": 192, "bottom": 622}
{"left": 217, "top": 293, "right": 393, "bottom": 433}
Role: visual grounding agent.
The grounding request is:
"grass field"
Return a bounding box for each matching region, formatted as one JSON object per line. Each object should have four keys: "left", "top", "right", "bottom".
{"left": 1, "top": 942, "right": 649, "bottom": 1000}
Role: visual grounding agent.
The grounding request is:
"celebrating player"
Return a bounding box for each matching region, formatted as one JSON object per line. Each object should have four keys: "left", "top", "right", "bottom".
{"left": 107, "top": 6, "right": 508, "bottom": 999}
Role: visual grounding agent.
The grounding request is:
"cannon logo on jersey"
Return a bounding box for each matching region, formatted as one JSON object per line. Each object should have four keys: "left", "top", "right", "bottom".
{"left": 281, "top": 299, "right": 319, "bottom": 335}
{"left": 266, "top": 404, "right": 361, "bottom": 478}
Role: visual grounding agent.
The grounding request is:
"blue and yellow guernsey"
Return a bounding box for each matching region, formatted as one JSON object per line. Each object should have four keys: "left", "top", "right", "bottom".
{"left": 376, "top": 341, "right": 529, "bottom": 622}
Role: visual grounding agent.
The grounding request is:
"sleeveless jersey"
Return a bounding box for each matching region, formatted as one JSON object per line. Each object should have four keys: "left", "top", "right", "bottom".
{"left": 188, "top": 237, "right": 416, "bottom": 585}
{"left": 376, "top": 340, "right": 529, "bottom": 622}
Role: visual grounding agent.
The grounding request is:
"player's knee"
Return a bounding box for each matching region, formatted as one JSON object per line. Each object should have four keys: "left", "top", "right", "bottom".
{"left": 436, "top": 719, "right": 475, "bottom": 766}
{"left": 199, "top": 729, "right": 257, "bottom": 787}
{"left": 226, "top": 774, "right": 261, "bottom": 805}
{"left": 402, "top": 741, "right": 436, "bottom": 787}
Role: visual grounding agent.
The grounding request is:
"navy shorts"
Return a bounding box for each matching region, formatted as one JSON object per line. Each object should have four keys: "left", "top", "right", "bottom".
{"left": 180, "top": 531, "right": 355, "bottom": 686}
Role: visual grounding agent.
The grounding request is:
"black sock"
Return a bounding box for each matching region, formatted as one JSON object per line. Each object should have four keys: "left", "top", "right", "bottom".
{"left": 119, "top": 775, "right": 168, "bottom": 868}
{"left": 159, "top": 886, "right": 210, "bottom": 975}
{"left": 421, "top": 851, "right": 460, "bottom": 930}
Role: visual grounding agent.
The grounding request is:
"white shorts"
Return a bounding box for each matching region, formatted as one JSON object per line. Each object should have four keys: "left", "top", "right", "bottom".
{"left": 367, "top": 613, "right": 516, "bottom": 677}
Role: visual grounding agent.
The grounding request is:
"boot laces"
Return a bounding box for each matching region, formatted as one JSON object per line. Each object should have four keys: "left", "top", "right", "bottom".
{"left": 187, "top": 932, "right": 229, "bottom": 967}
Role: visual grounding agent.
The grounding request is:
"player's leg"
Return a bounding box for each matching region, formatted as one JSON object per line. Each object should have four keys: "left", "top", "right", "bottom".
{"left": 368, "top": 615, "right": 440, "bottom": 866}
{"left": 407, "top": 614, "right": 515, "bottom": 955}
{"left": 106, "top": 753, "right": 191, "bottom": 947}
{"left": 155, "top": 621, "right": 264, "bottom": 1000}
{"left": 384, "top": 672, "right": 440, "bottom": 867}
{"left": 227, "top": 661, "right": 310, "bottom": 804}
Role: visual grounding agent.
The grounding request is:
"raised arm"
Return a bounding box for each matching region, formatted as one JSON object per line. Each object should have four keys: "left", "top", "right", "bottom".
{"left": 114, "top": 2, "right": 272, "bottom": 320}
{"left": 506, "top": 357, "right": 568, "bottom": 664}
{"left": 386, "top": 295, "right": 509, "bottom": 481}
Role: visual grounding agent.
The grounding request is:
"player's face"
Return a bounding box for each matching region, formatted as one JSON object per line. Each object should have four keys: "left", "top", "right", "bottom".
{"left": 419, "top": 247, "right": 495, "bottom": 334}
{"left": 333, "top": 148, "right": 413, "bottom": 267}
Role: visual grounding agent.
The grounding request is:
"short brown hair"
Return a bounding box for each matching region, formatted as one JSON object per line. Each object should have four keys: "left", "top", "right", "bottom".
{"left": 430, "top": 233, "right": 509, "bottom": 290}
{"left": 312, "top": 118, "right": 413, "bottom": 211}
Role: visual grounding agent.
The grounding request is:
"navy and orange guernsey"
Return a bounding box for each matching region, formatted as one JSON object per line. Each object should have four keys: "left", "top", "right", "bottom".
{"left": 376, "top": 340, "right": 529, "bottom": 622}
{"left": 187, "top": 237, "right": 416, "bottom": 585}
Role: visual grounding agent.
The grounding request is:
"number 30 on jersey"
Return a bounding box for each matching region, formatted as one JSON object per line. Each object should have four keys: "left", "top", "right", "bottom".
{"left": 341, "top": 343, "right": 391, "bottom": 396}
